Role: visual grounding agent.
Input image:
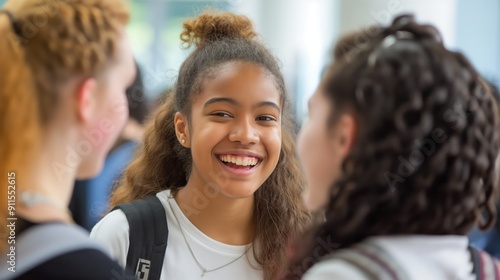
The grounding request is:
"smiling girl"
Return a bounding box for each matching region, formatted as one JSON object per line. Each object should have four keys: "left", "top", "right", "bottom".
{"left": 90, "top": 12, "right": 310, "bottom": 280}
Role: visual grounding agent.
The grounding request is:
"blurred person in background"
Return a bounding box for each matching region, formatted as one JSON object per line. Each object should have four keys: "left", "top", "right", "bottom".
{"left": 468, "top": 82, "right": 500, "bottom": 259}
{"left": 0, "top": 0, "right": 136, "bottom": 278}
{"left": 70, "top": 61, "right": 151, "bottom": 231}
{"left": 283, "top": 14, "right": 500, "bottom": 279}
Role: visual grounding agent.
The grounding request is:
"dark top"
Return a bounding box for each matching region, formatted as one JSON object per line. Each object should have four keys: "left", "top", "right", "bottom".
{"left": 14, "top": 218, "right": 135, "bottom": 280}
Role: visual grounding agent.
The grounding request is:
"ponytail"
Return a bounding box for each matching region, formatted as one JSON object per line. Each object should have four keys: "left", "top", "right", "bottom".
{"left": 0, "top": 12, "right": 40, "bottom": 252}
{"left": 0, "top": 0, "right": 130, "bottom": 252}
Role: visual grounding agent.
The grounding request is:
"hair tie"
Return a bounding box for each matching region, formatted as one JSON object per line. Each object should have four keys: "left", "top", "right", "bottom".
{"left": 368, "top": 31, "right": 415, "bottom": 67}
{"left": 0, "top": 9, "right": 22, "bottom": 36}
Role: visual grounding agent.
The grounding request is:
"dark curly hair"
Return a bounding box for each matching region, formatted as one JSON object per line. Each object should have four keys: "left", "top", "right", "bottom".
{"left": 284, "top": 14, "right": 500, "bottom": 279}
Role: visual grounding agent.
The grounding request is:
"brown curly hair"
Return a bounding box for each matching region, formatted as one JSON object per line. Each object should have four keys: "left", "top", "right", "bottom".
{"left": 284, "top": 14, "right": 500, "bottom": 279}
{"left": 0, "top": 0, "right": 129, "bottom": 252}
{"left": 109, "top": 12, "right": 311, "bottom": 280}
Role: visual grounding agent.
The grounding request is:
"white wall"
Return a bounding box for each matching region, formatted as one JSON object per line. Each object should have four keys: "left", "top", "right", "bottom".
{"left": 233, "top": 0, "right": 461, "bottom": 122}
{"left": 232, "top": 0, "right": 339, "bottom": 121}
{"left": 339, "top": 0, "right": 457, "bottom": 47}
{"left": 455, "top": 0, "right": 500, "bottom": 87}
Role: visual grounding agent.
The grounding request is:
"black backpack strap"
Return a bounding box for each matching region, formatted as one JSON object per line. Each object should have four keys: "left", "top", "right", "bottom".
{"left": 468, "top": 245, "right": 500, "bottom": 280}
{"left": 326, "top": 241, "right": 409, "bottom": 280}
{"left": 112, "top": 195, "right": 168, "bottom": 280}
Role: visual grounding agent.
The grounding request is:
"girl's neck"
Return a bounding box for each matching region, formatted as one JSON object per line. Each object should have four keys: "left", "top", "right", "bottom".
{"left": 16, "top": 141, "right": 76, "bottom": 224}
{"left": 174, "top": 182, "right": 255, "bottom": 245}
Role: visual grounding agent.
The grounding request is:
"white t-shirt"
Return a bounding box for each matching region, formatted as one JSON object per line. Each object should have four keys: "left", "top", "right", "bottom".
{"left": 304, "top": 235, "right": 475, "bottom": 280}
{"left": 90, "top": 189, "right": 262, "bottom": 280}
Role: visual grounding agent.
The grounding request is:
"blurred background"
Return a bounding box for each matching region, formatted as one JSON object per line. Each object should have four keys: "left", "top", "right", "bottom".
{"left": 2, "top": 0, "right": 497, "bottom": 123}
{"left": 2, "top": 0, "right": 497, "bottom": 236}
{"left": 123, "top": 0, "right": 500, "bottom": 124}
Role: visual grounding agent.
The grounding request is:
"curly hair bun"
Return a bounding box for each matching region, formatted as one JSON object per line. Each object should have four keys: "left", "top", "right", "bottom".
{"left": 180, "top": 12, "right": 257, "bottom": 48}
{"left": 386, "top": 14, "right": 443, "bottom": 44}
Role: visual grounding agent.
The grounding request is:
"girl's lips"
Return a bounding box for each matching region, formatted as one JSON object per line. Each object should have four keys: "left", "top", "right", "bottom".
{"left": 216, "top": 155, "right": 262, "bottom": 175}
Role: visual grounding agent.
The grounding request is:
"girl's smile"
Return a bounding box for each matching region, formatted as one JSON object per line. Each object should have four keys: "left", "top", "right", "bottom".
{"left": 216, "top": 151, "right": 263, "bottom": 175}
{"left": 176, "top": 61, "right": 282, "bottom": 199}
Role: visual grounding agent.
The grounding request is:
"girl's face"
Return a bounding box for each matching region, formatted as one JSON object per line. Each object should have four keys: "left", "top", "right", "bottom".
{"left": 297, "top": 86, "right": 353, "bottom": 212}
{"left": 178, "top": 61, "right": 282, "bottom": 199}
{"left": 76, "top": 32, "right": 136, "bottom": 179}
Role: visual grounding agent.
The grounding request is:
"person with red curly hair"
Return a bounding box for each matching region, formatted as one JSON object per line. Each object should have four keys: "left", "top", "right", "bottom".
{"left": 0, "top": 0, "right": 136, "bottom": 279}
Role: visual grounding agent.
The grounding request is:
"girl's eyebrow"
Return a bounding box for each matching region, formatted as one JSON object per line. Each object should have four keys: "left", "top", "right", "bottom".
{"left": 203, "top": 97, "right": 238, "bottom": 108}
{"left": 204, "top": 97, "right": 281, "bottom": 113}
{"left": 254, "top": 101, "right": 281, "bottom": 113}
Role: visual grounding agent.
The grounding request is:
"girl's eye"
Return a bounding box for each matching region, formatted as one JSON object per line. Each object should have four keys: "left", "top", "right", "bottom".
{"left": 211, "top": 112, "right": 232, "bottom": 118}
{"left": 257, "top": 116, "right": 276, "bottom": 122}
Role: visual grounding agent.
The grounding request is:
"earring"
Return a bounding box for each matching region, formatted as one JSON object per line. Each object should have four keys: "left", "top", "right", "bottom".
{"left": 181, "top": 139, "right": 186, "bottom": 144}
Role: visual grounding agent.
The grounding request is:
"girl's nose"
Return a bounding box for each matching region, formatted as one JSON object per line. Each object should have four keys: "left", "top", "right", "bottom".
{"left": 228, "top": 118, "right": 259, "bottom": 145}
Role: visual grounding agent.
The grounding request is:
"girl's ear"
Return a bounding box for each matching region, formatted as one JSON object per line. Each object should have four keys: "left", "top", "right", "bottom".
{"left": 75, "top": 78, "right": 96, "bottom": 124}
{"left": 331, "top": 114, "right": 356, "bottom": 157}
{"left": 174, "top": 112, "right": 190, "bottom": 148}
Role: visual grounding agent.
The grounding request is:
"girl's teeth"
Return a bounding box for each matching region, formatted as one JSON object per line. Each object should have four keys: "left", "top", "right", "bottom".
{"left": 219, "top": 155, "right": 258, "bottom": 166}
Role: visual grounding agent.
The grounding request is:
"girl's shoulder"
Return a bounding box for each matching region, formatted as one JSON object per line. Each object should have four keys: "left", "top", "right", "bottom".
{"left": 303, "top": 257, "right": 369, "bottom": 280}
{"left": 90, "top": 209, "right": 130, "bottom": 237}
{"left": 89, "top": 191, "right": 171, "bottom": 269}
{"left": 304, "top": 238, "right": 406, "bottom": 280}
{"left": 89, "top": 209, "right": 130, "bottom": 267}
{"left": 305, "top": 235, "right": 474, "bottom": 280}
{"left": 90, "top": 190, "right": 171, "bottom": 240}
